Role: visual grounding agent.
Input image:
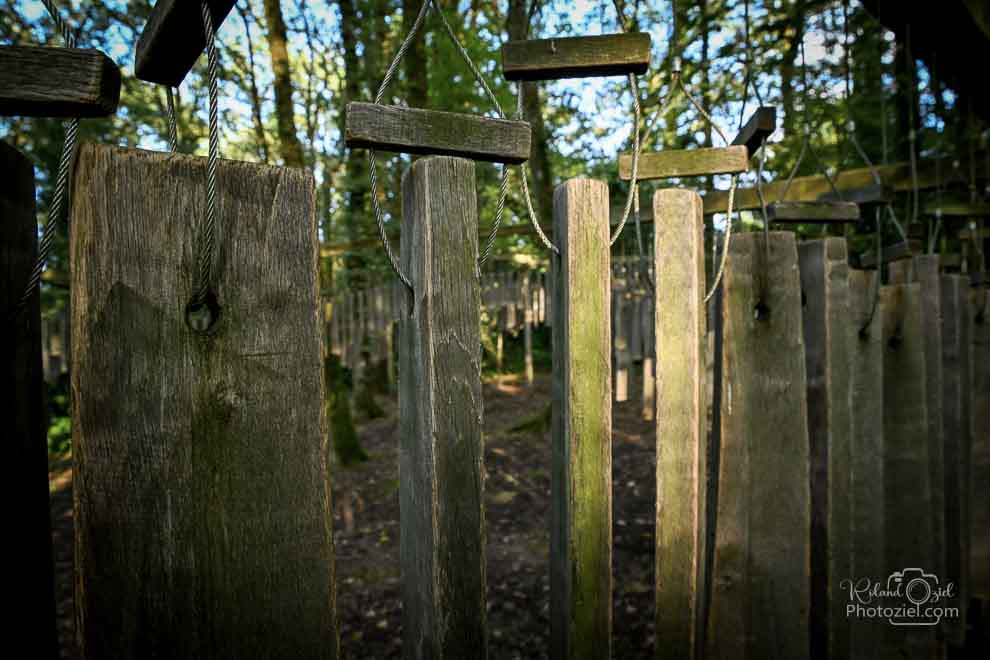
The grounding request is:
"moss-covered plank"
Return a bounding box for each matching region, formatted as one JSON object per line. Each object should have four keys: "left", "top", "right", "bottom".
{"left": 71, "top": 144, "right": 338, "bottom": 659}
{"left": 653, "top": 189, "right": 707, "bottom": 660}
{"left": 399, "top": 156, "right": 486, "bottom": 660}
{"left": 135, "top": 0, "right": 237, "bottom": 86}
{"left": 619, "top": 145, "right": 749, "bottom": 181}
{"left": 766, "top": 201, "right": 861, "bottom": 223}
{"left": 502, "top": 32, "right": 650, "bottom": 81}
{"left": 551, "top": 178, "right": 612, "bottom": 660}
{"left": 922, "top": 201, "right": 990, "bottom": 217}
{"left": 0, "top": 45, "right": 121, "bottom": 117}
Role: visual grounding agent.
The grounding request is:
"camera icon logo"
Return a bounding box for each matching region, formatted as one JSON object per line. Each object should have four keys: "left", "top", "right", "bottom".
{"left": 886, "top": 568, "right": 941, "bottom": 626}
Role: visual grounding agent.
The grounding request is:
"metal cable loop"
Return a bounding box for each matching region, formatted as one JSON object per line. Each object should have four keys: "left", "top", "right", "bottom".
{"left": 166, "top": 86, "right": 179, "bottom": 152}
{"left": 609, "top": 72, "right": 641, "bottom": 245}
{"left": 704, "top": 175, "right": 738, "bottom": 304}
{"left": 9, "top": 0, "right": 79, "bottom": 322}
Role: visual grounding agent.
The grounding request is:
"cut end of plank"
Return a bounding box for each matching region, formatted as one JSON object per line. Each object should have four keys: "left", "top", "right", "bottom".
{"left": 619, "top": 145, "right": 749, "bottom": 181}
{"left": 731, "top": 106, "right": 776, "bottom": 158}
{"left": 766, "top": 201, "right": 861, "bottom": 223}
{"left": 502, "top": 33, "right": 651, "bottom": 81}
{"left": 135, "top": 0, "right": 237, "bottom": 86}
{"left": 0, "top": 46, "right": 121, "bottom": 118}
{"left": 344, "top": 102, "right": 531, "bottom": 164}
{"left": 851, "top": 240, "right": 919, "bottom": 270}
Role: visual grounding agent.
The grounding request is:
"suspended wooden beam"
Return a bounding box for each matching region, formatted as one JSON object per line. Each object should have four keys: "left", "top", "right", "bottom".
{"left": 618, "top": 145, "right": 749, "bottom": 181}
{"left": 0, "top": 46, "right": 121, "bottom": 118}
{"left": 135, "top": 0, "right": 237, "bottom": 86}
{"left": 731, "top": 106, "right": 776, "bottom": 158}
{"left": 923, "top": 201, "right": 990, "bottom": 217}
{"left": 851, "top": 240, "right": 919, "bottom": 270}
{"left": 766, "top": 201, "right": 860, "bottom": 223}
{"left": 958, "top": 227, "right": 990, "bottom": 240}
{"left": 345, "top": 102, "right": 531, "bottom": 164}
{"left": 502, "top": 32, "right": 651, "bottom": 81}
{"left": 817, "top": 183, "right": 894, "bottom": 204}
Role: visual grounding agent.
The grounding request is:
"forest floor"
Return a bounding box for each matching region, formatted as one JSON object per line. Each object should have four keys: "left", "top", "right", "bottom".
{"left": 48, "top": 368, "right": 660, "bottom": 659}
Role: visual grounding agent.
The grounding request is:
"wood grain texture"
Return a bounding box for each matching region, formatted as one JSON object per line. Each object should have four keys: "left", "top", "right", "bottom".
{"left": 706, "top": 232, "right": 811, "bottom": 660}
{"left": 730, "top": 106, "right": 776, "bottom": 158}
{"left": 971, "top": 293, "right": 990, "bottom": 600}
{"left": 847, "top": 270, "right": 885, "bottom": 660}
{"left": 1, "top": 142, "right": 59, "bottom": 659}
{"left": 940, "top": 275, "right": 971, "bottom": 645}
{"left": 502, "top": 33, "right": 650, "bottom": 81}
{"left": 345, "top": 102, "right": 531, "bottom": 164}
{"left": 551, "top": 178, "right": 612, "bottom": 660}
{"left": 135, "top": 0, "right": 237, "bottom": 86}
{"left": 71, "top": 144, "right": 337, "bottom": 660}
{"left": 398, "top": 156, "right": 486, "bottom": 660}
{"left": 619, "top": 145, "right": 749, "bottom": 181}
{"left": 766, "top": 201, "right": 861, "bottom": 223}
{"left": 798, "top": 239, "right": 853, "bottom": 660}
{"left": 653, "top": 189, "right": 707, "bottom": 660}
{"left": 0, "top": 46, "right": 120, "bottom": 117}
{"left": 879, "top": 284, "right": 935, "bottom": 657}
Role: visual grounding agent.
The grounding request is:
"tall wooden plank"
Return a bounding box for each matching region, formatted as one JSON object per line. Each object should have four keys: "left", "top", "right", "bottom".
{"left": 1, "top": 142, "right": 59, "bottom": 658}
{"left": 398, "top": 156, "right": 486, "bottom": 660}
{"left": 523, "top": 273, "right": 534, "bottom": 384}
{"left": 641, "top": 294, "right": 655, "bottom": 421}
{"left": 653, "top": 189, "right": 707, "bottom": 660}
{"left": 798, "top": 239, "right": 853, "bottom": 660}
{"left": 551, "top": 178, "right": 612, "bottom": 660}
{"left": 971, "top": 292, "right": 990, "bottom": 601}
{"left": 879, "top": 284, "right": 935, "bottom": 658}
{"left": 846, "top": 271, "right": 885, "bottom": 660}
{"left": 940, "top": 275, "right": 971, "bottom": 646}
{"left": 71, "top": 144, "right": 337, "bottom": 660}
{"left": 613, "top": 290, "right": 629, "bottom": 402}
{"left": 706, "top": 232, "right": 811, "bottom": 660}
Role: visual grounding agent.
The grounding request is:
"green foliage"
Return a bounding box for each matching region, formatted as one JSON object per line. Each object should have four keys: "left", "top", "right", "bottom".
{"left": 46, "top": 375, "right": 71, "bottom": 455}
{"left": 325, "top": 355, "right": 368, "bottom": 467}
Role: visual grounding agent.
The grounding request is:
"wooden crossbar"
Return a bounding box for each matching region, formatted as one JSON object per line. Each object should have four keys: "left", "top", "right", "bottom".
{"left": 766, "top": 201, "right": 861, "bottom": 223}
{"left": 852, "top": 240, "right": 918, "bottom": 269}
{"left": 135, "top": 0, "right": 237, "bottom": 86}
{"left": 0, "top": 46, "right": 121, "bottom": 117}
{"left": 817, "top": 183, "right": 894, "bottom": 204}
{"left": 502, "top": 32, "right": 650, "bottom": 81}
{"left": 923, "top": 201, "right": 990, "bottom": 217}
{"left": 345, "top": 102, "right": 531, "bottom": 164}
{"left": 618, "top": 145, "right": 749, "bottom": 181}
{"left": 958, "top": 227, "right": 990, "bottom": 240}
{"left": 731, "top": 106, "right": 776, "bottom": 158}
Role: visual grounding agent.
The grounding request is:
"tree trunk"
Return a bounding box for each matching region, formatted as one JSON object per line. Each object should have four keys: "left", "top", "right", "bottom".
{"left": 262, "top": 0, "right": 305, "bottom": 168}
{"left": 403, "top": 0, "right": 429, "bottom": 108}
{"left": 338, "top": 0, "right": 369, "bottom": 276}
{"left": 236, "top": 3, "right": 270, "bottom": 163}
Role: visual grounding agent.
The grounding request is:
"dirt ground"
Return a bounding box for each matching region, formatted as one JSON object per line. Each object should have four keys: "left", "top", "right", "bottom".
{"left": 48, "top": 369, "right": 660, "bottom": 659}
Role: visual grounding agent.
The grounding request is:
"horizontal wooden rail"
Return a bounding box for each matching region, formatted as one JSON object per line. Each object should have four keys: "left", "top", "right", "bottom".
{"left": 619, "top": 145, "right": 749, "bottom": 181}
{"left": 0, "top": 46, "right": 121, "bottom": 117}
{"left": 767, "top": 201, "right": 861, "bottom": 223}
{"left": 502, "top": 33, "right": 651, "bottom": 81}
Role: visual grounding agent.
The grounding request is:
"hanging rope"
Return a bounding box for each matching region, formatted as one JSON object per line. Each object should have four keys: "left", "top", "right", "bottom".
{"left": 8, "top": 0, "right": 80, "bottom": 322}
{"left": 166, "top": 86, "right": 179, "bottom": 152}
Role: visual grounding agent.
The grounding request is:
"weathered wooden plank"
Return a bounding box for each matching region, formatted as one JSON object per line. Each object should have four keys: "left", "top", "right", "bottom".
{"left": 551, "top": 178, "right": 612, "bottom": 660}
{"left": 0, "top": 45, "right": 121, "bottom": 117}
{"left": 798, "top": 239, "right": 853, "bottom": 660}
{"left": 817, "top": 183, "right": 894, "bottom": 204}
{"left": 71, "top": 144, "right": 338, "bottom": 659}
{"left": 766, "top": 201, "right": 861, "bottom": 223}
{"left": 1, "top": 142, "right": 58, "bottom": 658}
{"left": 619, "top": 145, "right": 749, "bottom": 181}
{"left": 940, "top": 274, "right": 971, "bottom": 646}
{"left": 731, "top": 106, "right": 776, "bottom": 158}
{"left": 502, "top": 32, "right": 651, "bottom": 81}
{"left": 653, "top": 189, "right": 707, "bottom": 660}
{"left": 707, "top": 232, "right": 811, "bottom": 660}
{"left": 852, "top": 240, "right": 918, "bottom": 269}
{"left": 613, "top": 290, "right": 629, "bottom": 402}
{"left": 923, "top": 201, "right": 990, "bottom": 217}
{"left": 879, "top": 283, "right": 936, "bottom": 657}
{"left": 345, "top": 102, "right": 531, "bottom": 164}
{"left": 846, "top": 270, "right": 885, "bottom": 660}
{"left": 971, "top": 292, "right": 990, "bottom": 600}
{"left": 523, "top": 273, "right": 534, "bottom": 384}
{"left": 398, "top": 156, "right": 486, "bottom": 660}
{"left": 135, "top": 0, "right": 237, "bottom": 86}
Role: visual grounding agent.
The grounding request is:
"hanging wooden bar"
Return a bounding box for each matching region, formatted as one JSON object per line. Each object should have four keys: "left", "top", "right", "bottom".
{"left": 923, "top": 200, "right": 990, "bottom": 217}
{"left": 502, "top": 33, "right": 651, "bottom": 81}
{"left": 619, "top": 145, "right": 749, "bottom": 181}
{"left": 345, "top": 102, "right": 531, "bottom": 164}
{"left": 817, "top": 183, "right": 894, "bottom": 204}
{"left": 731, "top": 106, "right": 777, "bottom": 158}
{"left": 765, "top": 201, "right": 861, "bottom": 223}
{"left": 852, "top": 240, "right": 918, "bottom": 269}
{"left": 0, "top": 45, "right": 121, "bottom": 117}
{"left": 135, "top": 0, "right": 237, "bottom": 86}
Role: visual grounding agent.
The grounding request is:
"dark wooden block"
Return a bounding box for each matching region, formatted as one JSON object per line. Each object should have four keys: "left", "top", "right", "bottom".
{"left": 135, "top": 0, "right": 237, "bottom": 86}
{"left": 345, "top": 102, "right": 531, "bottom": 164}
{"left": 731, "top": 106, "right": 776, "bottom": 158}
{"left": 971, "top": 271, "right": 987, "bottom": 287}
{"left": 852, "top": 240, "right": 918, "bottom": 269}
{"left": 619, "top": 145, "right": 748, "bottom": 181}
{"left": 0, "top": 45, "right": 121, "bottom": 117}
{"left": 766, "top": 201, "right": 861, "bottom": 223}
{"left": 817, "top": 183, "right": 893, "bottom": 204}
{"left": 502, "top": 32, "right": 651, "bottom": 81}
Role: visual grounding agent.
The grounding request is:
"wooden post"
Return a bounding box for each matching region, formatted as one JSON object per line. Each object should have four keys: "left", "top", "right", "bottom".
{"left": 653, "top": 189, "right": 707, "bottom": 659}
{"left": 551, "top": 178, "right": 612, "bottom": 660}
{"left": 613, "top": 289, "right": 629, "bottom": 402}
{"left": 971, "top": 291, "right": 990, "bottom": 601}
{"left": 798, "top": 239, "right": 853, "bottom": 660}
{"left": 1, "top": 142, "right": 58, "bottom": 658}
{"left": 707, "top": 232, "right": 811, "bottom": 660}
{"left": 398, "top": 156, "right": 486, "bottom": 659}
{"left": 641, "top": 293, "right": 655, "bottom": 421}
{"left": 879, "top": 283, "right": 935, "bottom": 657}
{"left": 71, "top": 144, "right": 338, "bottom": 659}
{"left": 940, "top": 274, "right": 971, "bottom": 646}
{"left": 523, "top": 272, "right": 534, "bottom": 384}
{"left": 846, "top": 270, "right": 885, "bottom": 660}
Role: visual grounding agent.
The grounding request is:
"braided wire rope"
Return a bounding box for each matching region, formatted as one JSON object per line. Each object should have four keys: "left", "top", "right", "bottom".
{"left": 166, "top": 86, "right": 179, "bottom": 152}
{"left": 9, "top": 0, "right": 80, "bottom": 322}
